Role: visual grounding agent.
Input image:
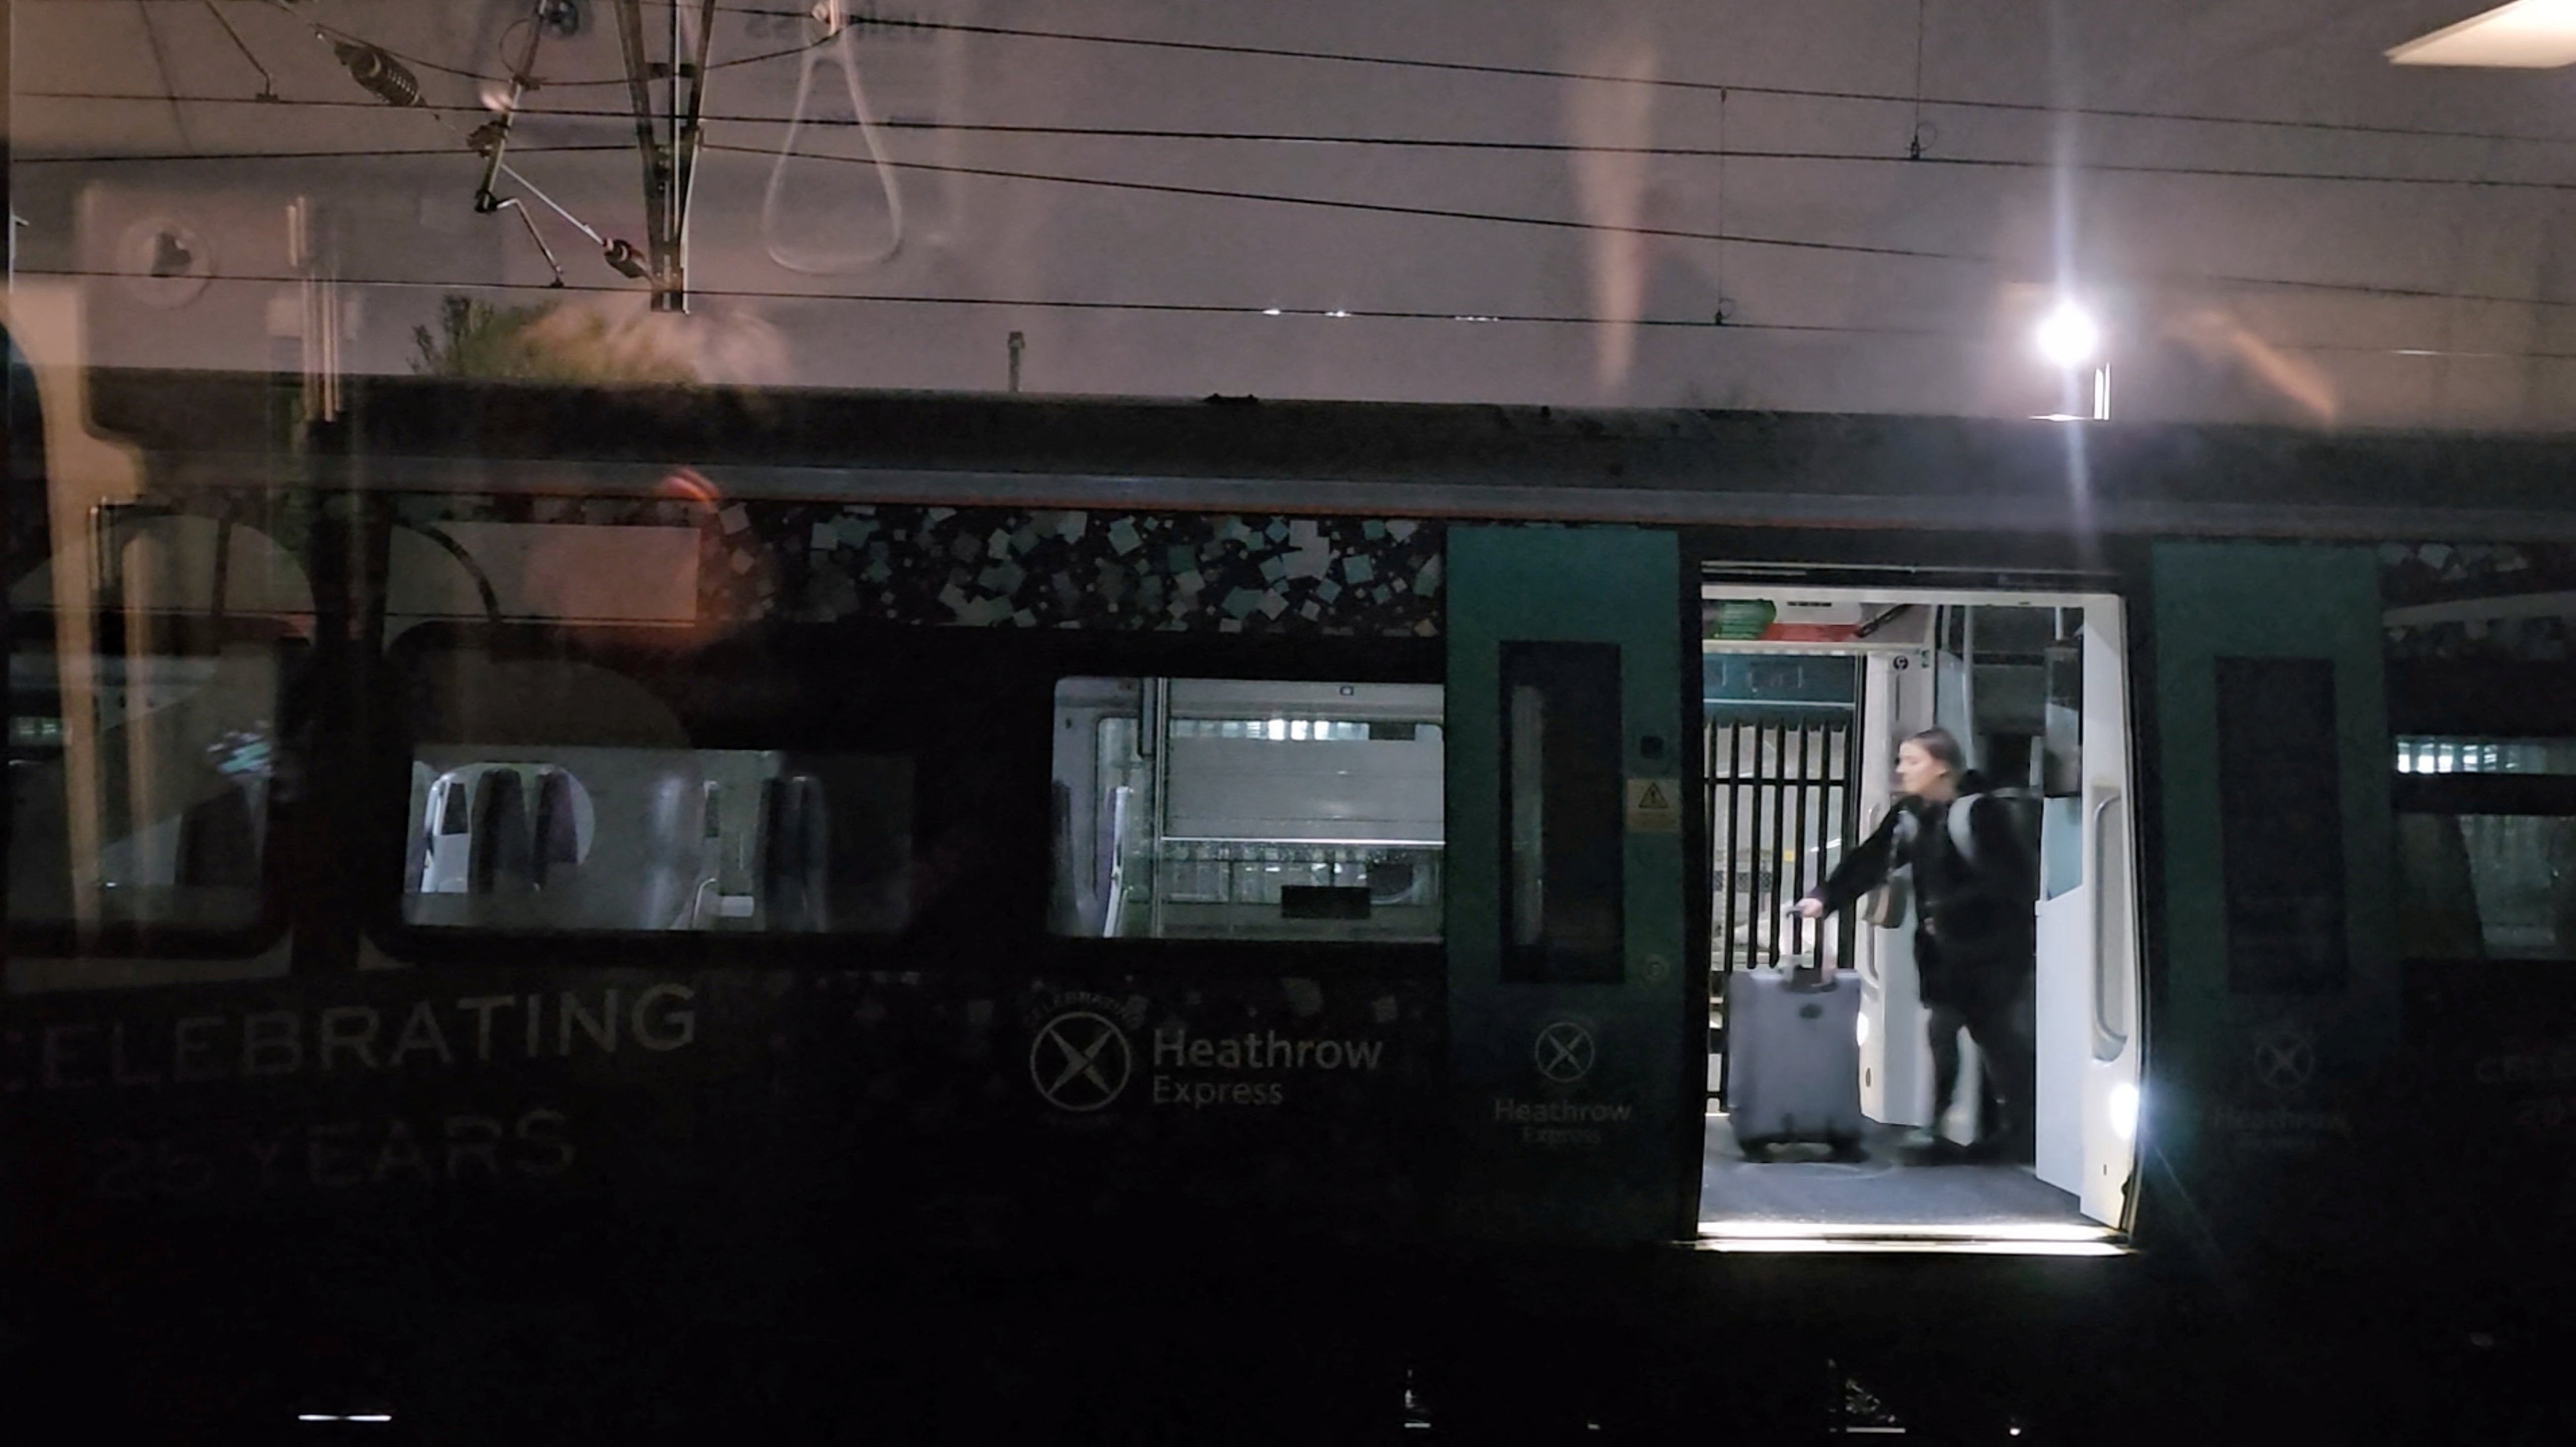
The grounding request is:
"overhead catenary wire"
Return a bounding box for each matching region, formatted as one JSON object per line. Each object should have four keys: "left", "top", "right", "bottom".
{"left": 25, "top": 131, "right": 2576, "bottom": 313}
{"left": 132, "top": 0, "right": 192, "bottom": 150}
{"left": 56, "top": 0, "right": 2576, "bottom": 150}
{"left": 199, "top": 0, "right": 279, "bottom": 101}
{"left": 30, "top": 10, "right": 2576, "bottom": 316}
{"left": 21, "top": 260, "right": 1894, "bottom": 327}
{"left": 814, "top": 11, "right": 2576, "bottom": 151}
{"left": 24, "top": 262, "right": 2576, "bottom": 363}
{"left": 27, "top": 89, "right": 2576, "bottom": 195}
{"left": 57, "top": 124, "right": 2550, "bottom": 308}
{"left": 693, "top": 142, "right": 2576, "bottom": 312}
{"left": 17, "top": 144, "right": 626, "bottom": 163}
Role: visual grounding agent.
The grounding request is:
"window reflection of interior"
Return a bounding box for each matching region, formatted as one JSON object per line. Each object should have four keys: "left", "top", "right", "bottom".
{"left": 2396, "top": 737, "right": 2576, "bottom": 774}
{"left": 8, "top": 644, "right": 280, "bottom": 932}
{"left": 2397, "top": 812, "right": 2576, "bottom": 961}
{"left": 402, "top": 745, "right": 911, "bottom": 935}
{"left": 2394, "top": 736, "right": 2576, "bottom": 960}
{"left": 1052, "top": 678, "right": 1445, "bottom": 943}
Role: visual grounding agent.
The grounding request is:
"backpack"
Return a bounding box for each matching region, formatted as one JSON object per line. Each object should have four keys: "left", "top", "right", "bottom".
{"left": 1944, "top": 792, "right": 1982, "bottom": 870}
{"left": 1946, "top": 788, "right": 2042, "bottom": 897}
{"left": 1862, "top": 793, "right": 2019, "bottom": 928}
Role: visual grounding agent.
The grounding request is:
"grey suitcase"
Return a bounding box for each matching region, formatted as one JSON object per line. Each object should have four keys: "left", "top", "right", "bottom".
{"left": 1725, "top": 964, "right": 1864, "bottom": 1158}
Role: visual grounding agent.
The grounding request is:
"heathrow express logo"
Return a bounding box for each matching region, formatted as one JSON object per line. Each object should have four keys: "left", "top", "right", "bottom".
{"left": 1534, "top": 1020, "right": 1597, "bottom": 1084}
{"left": 1031, "top": 1011, "right": 1135, "bottom": 1112}
{"left": 2254, "top": 1022, "right": 2317, "bottom": 1094}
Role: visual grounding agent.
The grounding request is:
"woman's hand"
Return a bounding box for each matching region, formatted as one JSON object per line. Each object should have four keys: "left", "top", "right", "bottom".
{"left": 1794, "top": 896, "right": 1826, "bottom": 921}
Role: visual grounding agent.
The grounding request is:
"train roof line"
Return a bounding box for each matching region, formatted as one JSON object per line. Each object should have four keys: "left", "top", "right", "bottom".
{"left": 83, "top": 370, "right": 2576, "bottom": 538}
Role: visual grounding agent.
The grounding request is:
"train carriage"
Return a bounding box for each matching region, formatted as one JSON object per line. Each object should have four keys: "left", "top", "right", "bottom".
{"left": 8, "top": 324, "right": 2576, "bottom": 1436}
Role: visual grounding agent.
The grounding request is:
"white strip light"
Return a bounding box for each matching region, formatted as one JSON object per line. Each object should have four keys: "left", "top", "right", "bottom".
{"left": 2390, "top": 1, "right": 2576, "bottom": 68}
{"left": 1697, "top": 1219, "right": 2125, "bottom": 1256}
{"left": 1704, "top": 1218, "right": 2116, "bottom": 1242}
{"left": 1703, "top": 1237, "right": 2124, "bottom": 1256}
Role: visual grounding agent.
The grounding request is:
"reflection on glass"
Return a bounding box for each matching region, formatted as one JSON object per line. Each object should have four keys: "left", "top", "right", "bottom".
{"left": 1509, "top": 682, "right": 1547, "bottom": 949}
{"left": 2396, "top": 737, "right": 2576, "bottom": 775}
{"left": 2396, "top": 812, "right": 2576, "bottom": 961}
{"left": 401, "top": 746, "right": 910, "bottom": 934}
{"left": 8, "top": 643, "right": 281, "bottom": 934}
{"left": 1051, "top": 677, "right": 1445, "bottom": 943}
{"left": 1499, "top": 642, "right": 1623, "bottom": 984}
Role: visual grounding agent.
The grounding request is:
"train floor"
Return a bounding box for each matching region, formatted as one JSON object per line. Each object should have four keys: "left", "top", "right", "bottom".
{"left": 1697, "top": 1111, "right": 2094, "bottom": 1243}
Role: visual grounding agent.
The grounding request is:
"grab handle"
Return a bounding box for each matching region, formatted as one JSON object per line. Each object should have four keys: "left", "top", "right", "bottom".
{"left": 2090, "top": 790, "right": 2131, "bottom": 1059}
{"left": 760, "top": 6, "right": 906, "bottom": 274}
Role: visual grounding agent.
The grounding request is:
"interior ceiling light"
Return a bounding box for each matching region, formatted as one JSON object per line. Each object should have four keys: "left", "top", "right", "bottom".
{"left": 2389, "top": 1, "right": 2576, "bottom": 68}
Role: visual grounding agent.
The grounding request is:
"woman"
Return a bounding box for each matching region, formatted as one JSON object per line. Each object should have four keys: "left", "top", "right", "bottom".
{"left": 1797, "top": 729, "right": 2038, "bottom": 1163}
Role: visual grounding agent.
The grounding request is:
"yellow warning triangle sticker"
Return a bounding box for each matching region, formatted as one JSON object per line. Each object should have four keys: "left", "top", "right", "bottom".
{"left": 1638, "top": 783, "right": 1670, "bottom": 810}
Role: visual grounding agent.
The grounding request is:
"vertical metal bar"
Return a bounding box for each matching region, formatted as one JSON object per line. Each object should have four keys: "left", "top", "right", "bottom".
{"left": 1735, "top": 720, "right": 1751, "bottom": 972}
{"left": 1791, "top": 723, "right": 1813, "bottom": 959}
{"left": 1741, "top": 721, "right": 1758, "bottom": 967}
{"left": 1718, "top": 720, "right": 1740, "bottom": 974}
{"left": 1738, "top": 721, "right": 1756, "bottom": 970}
{"left": 1767, "top": 721, "right": 1789, "bottom": 966}
{"left": 1721, "top": 720, "right": 1741, "bottom": 968}
{"left": 1705, "top": 719, "right": 1719, "bottom": 973}
{"left": 1714, "top": 717, "right": 1741, "bottom": 1106}
{"left": 1805, "top": 724, "right": 1819, "bottom": 951}
{"left": 1834, "top": 715, "right": 1854, "bottom": 968}
{"left": 1808, "top": 725, "right": 1825, "bottom": 951}
{"left": 1709, "top": 719, "right": 1727, "bottom": 976}
{"left": 1751, "top": 726, "right": 1772, "bottom": 963}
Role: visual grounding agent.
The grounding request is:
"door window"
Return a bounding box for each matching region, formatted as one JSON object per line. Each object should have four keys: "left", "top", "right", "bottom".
{"left": 1499, "top": 642, "right": 1624, "bottom": 984}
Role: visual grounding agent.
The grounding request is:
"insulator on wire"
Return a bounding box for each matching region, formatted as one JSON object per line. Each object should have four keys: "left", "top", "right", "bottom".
{"left": 602, "top": 240, "right": 649, "bottom": 280}
{"left": 332, "top": 39, "right": 424, "bottom": 108}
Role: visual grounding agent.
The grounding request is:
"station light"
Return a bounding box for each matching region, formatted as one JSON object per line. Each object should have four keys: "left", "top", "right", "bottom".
{"left": 2390, "top": 1, "right": 2576, "bottom": 68}
{"left": 2034, "top": 299, "right": 2101, "bottom": 370}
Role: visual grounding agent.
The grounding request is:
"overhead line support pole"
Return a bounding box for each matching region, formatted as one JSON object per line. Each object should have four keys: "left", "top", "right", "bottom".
{"left": 610, "top": 0, "right": 688, "bottom": 311}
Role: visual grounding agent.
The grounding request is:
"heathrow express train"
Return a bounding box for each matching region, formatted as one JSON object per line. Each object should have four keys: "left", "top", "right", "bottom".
{"left": 6, "top": 315, "right": 2575, "bottom": 1435}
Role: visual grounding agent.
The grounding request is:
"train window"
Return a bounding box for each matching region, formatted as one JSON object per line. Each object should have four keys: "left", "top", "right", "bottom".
{"left": 1500, "top": 642, "right": 1624, "bottom": 984}
{"left": 2396, "top": 737, "right": 2576, "bottom": 776}
{"left": 1050, "top": 677, "right": 1445, "bottom": 943}
{"left": 8, "top": 635, "right": 286, "bottom": 937}
{"left": 2392, "top": 736, "right": 2576, "bottom": 961}
{"left": 402, "top": 748, "right": 911, "bottom": 935}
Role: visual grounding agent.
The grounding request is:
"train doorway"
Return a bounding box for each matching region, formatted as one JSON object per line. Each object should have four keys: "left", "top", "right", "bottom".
{"left": 1695, "top": 582, "right": 2141, "bottom": 1250}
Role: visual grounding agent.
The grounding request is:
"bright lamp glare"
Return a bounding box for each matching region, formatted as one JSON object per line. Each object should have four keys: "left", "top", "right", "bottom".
{"left": 2391, "top": 1, "right": 2576, "bottom": 68}
{"left": 1856, "top": 1011, "right": 1871, "bottom": 1049}
{"left": 2108, "top": 1081, "right": 2140, "bottom": 1144}
{"left": 2035, "top": 300, "right": 2101, "bottom": 369}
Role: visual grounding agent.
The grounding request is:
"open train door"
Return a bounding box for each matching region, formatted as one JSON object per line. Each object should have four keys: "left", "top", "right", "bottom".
{"left": 2147, "top": 542, "right": 2396, "bottom": 1250}
{"left": 1444, "top": 527, "right": 1693, "bottom": 1242}
{"left": 2033, "top": 597, "right": 2144, "bottom": 1225}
